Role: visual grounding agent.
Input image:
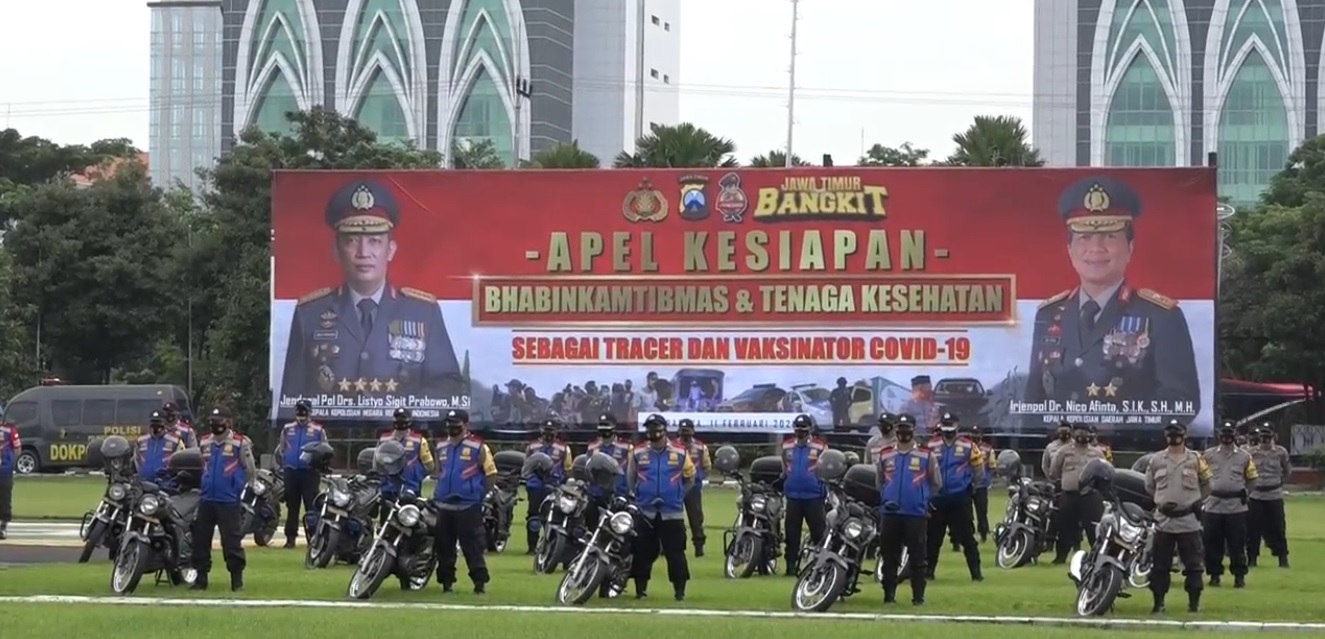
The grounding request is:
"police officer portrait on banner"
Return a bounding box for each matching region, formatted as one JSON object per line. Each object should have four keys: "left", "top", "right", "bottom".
{"left": 1024, "top": 176, "right": 1200, "bottom": 423}
{"left": 280, "top": 179, "right": 463, "bottom": 406}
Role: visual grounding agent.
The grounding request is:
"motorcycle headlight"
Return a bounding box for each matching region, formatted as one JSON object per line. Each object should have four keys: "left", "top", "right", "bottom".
{"left": 843, "top": 518, "right": 866, "bottom": 540}
{"left": 331, "top": 489, "right": 351, "bottom": 508}
{"left": 107, "top": 484, "right": 128, "bottom": 501}
{"left": 750, "top": 495, "right": 767, "bottom": 513}
{"left": 609, "top": 512, "right": 634, "bottom": 535}
{"left": 556, "top": 495, "right": 578, "bottom": 515}
{"left": 1026, "top": 499, "right": 1041, "bottom": 513}
{"left": 138, "top": 495, "right": 160, "bottom": 516}
{"left": 252, "top": 480, "right": 268, "bottom": 496}
{"left": 396, "top": 504, "right": 421, "bottom": 527}
{"left": 1118, "top": 520, "right": 1142, "bottom": 543}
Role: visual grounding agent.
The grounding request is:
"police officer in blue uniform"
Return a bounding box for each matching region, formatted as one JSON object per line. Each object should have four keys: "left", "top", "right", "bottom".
{"left": 275, "top": 399, "right": 327, "bottom": 548}
{"left": 778, "top": 414, "right": 829, "bottom": 575}
{"left": 876, "top": 414, "right": 940, "bottom": 605}
{"left": 377, "top": 408, "right": 435, "bottom": 524}
{"left": 585, "top": 414, "right": 632, "bottom": 523}
{"left": 1024, "top": 176, "right": 1200, "bottom": 426}
{"left": 924, "top": 413, "right": 984, "bottom": 581}
{"left": 431, "top": 409, "right": 496, "bottom": 594}
{"left": 627, "top": 414, "right": 697, "bottom": 600}
{"left": 192, "top": 406, "right": 256, "bottom": 592}
{"left": 280, "top": 180, "right": 463, "bottom": 406}
{"left": 0, "top": 418, "right": 16, "bottom": 539}
{"left": 525, "top": 418, "right": 573, "bottom": 554}
{"left": 133, "top": 411, "right": 185, "bottom": 480}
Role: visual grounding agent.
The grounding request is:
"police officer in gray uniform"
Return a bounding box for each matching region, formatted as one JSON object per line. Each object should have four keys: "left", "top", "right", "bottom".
{"left": 280, "top": 180, "right": 463, "bottom": 404}
{"left": 866, "top": 413, "right": 898, "bottom": 464}
{"left": 1042, "top": 421, "right": 1071, "bottom": 478}
{"left": 1201, "top": 420, "right": 1257, "bottom": 588}
{"left": 1144, "top": 419, "right": 1212, "bottom": 613}
{"left": 1247, "top": 423, "right": 1291, "bottom": 568}
{"left": 1048, "top": 422, "right": 1107, "bottom": 562}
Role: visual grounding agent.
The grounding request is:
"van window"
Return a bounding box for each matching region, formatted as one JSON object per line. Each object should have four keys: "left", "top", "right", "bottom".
{"left": 52, "top": 400, "right": 83, "bottom": 426}
{"left": 83, "top": 399, "right": 117, "bottom": 426}
{"left": 117, "top": 399, "right": 160, "bottom": 426}
{"left": 4, "top": 401, "right": 38, "bottom": 427}
{"left": 851, "top": 388, "right": 871, "bottom": 403}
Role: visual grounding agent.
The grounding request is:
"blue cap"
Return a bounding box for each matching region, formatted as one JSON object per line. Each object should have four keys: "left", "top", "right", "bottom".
{"left": 911, "top": 375, "right": 931, "bottom": 387}
{"left": 325, "top": 180, "right": 401, "bottom": 234}
{"left": 1057, "top": 176, "right": 1142, "bottom": 234}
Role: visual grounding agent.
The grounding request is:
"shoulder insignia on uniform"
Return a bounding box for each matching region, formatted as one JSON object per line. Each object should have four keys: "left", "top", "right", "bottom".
{"left": 298, "top": 287, "right": 334, "bottom": 305}
{"left": 1137, "top": 288, "right": 1178, "bottom": 310}
{"left": 401, "top": 287, "right": 436, "bottom": 303}
{"left": 1039, "top": 289, "right": 1072, "bottom": 309}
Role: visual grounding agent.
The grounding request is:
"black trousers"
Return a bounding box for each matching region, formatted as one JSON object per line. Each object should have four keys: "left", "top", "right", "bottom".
{"left": 1247, "top": 499, "right": 1289, "bottom": 559}
{"left": 783, "top": 498, "right": 827, "bottom": 568}
{"left": 193, "top": 501, "right": 246, "bottom": 576}
{"left": 0, "top": 473, "right": 12, "bottom": 521}
{"left": 1203, "top": 512, "right": 1248, "bottom": 577}
{"left": 880, "top": 515, "right": 928, "bottom": 602}
{"left": 433, "top": 505, "right": 489, "bottom": 586}
{"left": 525, "top": 486, "right": 550, "bottom": 551}
{"left": 1150, "top": 530, "right": 1204, "bottom": 599}
{"left": 926, "top": 494, "right": 981, "bottom": 578}
{"left": 973, "top": 487, "right": 990, "bottom": 538}
{"left": 283, "top": 468, "right": 319, "bottom": 538}
{"left": 630, "top": 514, "right": 690, "bottom": 591}
{"left": 1055, "top": 491, "right": 1104, "bottom": 559}
{"left": 684, "top": 487, "right": 705, "bottom": 547}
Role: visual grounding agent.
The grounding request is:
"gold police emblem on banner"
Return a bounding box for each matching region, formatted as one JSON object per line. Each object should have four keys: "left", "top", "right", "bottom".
{"left": 623, "top": 178, "right": 668, "bottom": 223}
{"left": 351, "top": 185, "right": 375, "bottom": 210}
{"left": 715, "top": 172, "right": 749, "bottom": 223}
{"left": 1084, "top": 184, "right": 1110, "bottom": 212}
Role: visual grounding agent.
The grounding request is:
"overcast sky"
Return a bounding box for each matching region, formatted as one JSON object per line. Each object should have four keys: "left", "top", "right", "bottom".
{"left": 0, "top": 0, "right": 1033, "bottom": 163}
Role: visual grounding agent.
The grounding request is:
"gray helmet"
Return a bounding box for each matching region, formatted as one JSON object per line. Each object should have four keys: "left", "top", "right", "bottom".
{"left": 1131, "top": 452, "right": 1153, "bottom": 474}
{"left": 1079, "top": 458, "right": 1115, "bottom": 493}
{"left": 585, "top": 452, "right": 621, "bottom": 489}
{"left": 844, "top": 451, "right": 861, "bottom": 466}
{"left": 814, "top": 449, "right": 848, "bottom": 481}
{"left": 996, "top": 449, "right": 1022, "bottom": 477}
{"left": 523, "top": 451, "right": 554, "bottom": 479}
{"left": 713, "top": 445, "right": 740, "bottom": 474}
{"left": 570, "top": 454, "right": 590, "bottom": 481}
{"left": 99, "top": 435, "right": 132, "bottom": 460}
{"left": 354, "top": 447, "right": 375, "bottom": 474}
{"left": 374, "top": 440, "right": 407, "bottom": 476}
{"left": 299, "top": 441, "right": 335, "bottom": 469}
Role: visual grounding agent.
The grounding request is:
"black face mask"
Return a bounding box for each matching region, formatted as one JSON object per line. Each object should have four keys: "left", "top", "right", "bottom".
{"left": 679, "top": 431, "right": 694, "bottom": 442}
{"left": 1166, "top": 434, "right": 1184, "bottom": 446}
{"left": 897, "top": 431, "right": 914, "bottom": 443}
{"left": 1259, "top": 436, "right": 1274, "bottom": 445}
{"left": 393, "top": 421, "right": 410, "bottom": 431}
{"left": 880, "top": 424, "right": 894, "bottom": 435}
{"left": 597, "top": 427, "right": 615, "bottom": 440}
{"left": 446, "top": 423, "right": 464, "bottom": 436}
{"left": 150, "top": 424, "right": 165, "bottom": 436}
{"left": 1074, "top": 435, "right": 1090, "bottom": 444}
{"left": 941, "top": 429, "right": 957, "bottom": 440}
{"left": 541, "top": 430, "right": 555, "bottom": 442}
{"left": 295, "top": 413, "right": 309, "bottom": 422}
{"left": 647, "top": 429, "right": 665, "bottom": 442}
{"left": 209, "top": 422, "right": 227, "bottom": 436}
{"left": 794, "top": 428, "right": 810, "bottom": 440}
{"left": 1219, "top": 434, "right": 1235, "bottom": 445}
{"left": 1058, "top": 431, "right": 1071, "bottom": 441}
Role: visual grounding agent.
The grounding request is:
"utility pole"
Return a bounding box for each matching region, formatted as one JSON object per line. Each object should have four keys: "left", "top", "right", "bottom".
{"left": 513, "top": 77, "right": 531, "bottom": 163}
{"left": 634, "top": 0, "right": 647, "bottom": 144}
{"left": 785, "top": 0, "right": 800, "bottom": 167}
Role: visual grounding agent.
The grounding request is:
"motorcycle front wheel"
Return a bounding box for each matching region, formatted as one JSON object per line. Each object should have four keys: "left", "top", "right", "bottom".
{"left": 110, "top": 539, "right": 150, "bottom": 595}
{"left": 1128, "top": 550, "right": 1153, "bottom": 589}
{"left": 79, "top": 521, "right": 107, "bottom": 564}
{"left": 346, "top": 545, "right": 392, "bottom": 600}
{"left": 406, "top": 548, "right": 438, "bottom": 591}
{"left": 534, "top": 532, "right": 568, "bottom": 574}
{"left": 1076, "top": 565, "right": 1123, "bottom": 617}
{"left": 791, "top": 562, "right": 847, "bottom": 613}
{"left": 306, "top": 526, "right": 340, "bottom": 569}
{"left": 724, "top": 533, "right": 762, "bottom": 579}
{"left": 253, "top": 505, "right": 280, "bottom": 547}
{"left": 556, "top": 556, "right": 606, "bottom": 606}
{"left": 996, "top": 530, "right": 1034, "bottom": 570}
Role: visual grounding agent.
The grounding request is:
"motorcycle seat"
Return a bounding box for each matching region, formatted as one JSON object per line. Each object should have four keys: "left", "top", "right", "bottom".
{"left": 170, "top": 492, "right": 201, "bottom": 520}
{"left": 1119, "top": 502, "right": 1151, "bottom": 525}
{"left": 141, "top": 481, "right": 162, "bottom": 494}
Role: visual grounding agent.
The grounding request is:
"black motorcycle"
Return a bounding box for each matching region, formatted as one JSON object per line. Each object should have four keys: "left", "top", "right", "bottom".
{"left": 346, "top": 442, "right": 438, "bottom": 600}
{"left": 555, "top": 453, "right": 634, "bottom": 605}
{"left": 305, "top": 444, "right": 381, "bottom": 569}
{"left": 485, "top": 450, "right": 526, "bottom": 553}
{"left": 791, "top": 451, "right": 877, "bottom": 613}
{"left": 238, "top": 468, "right": 285, "bottom": 547}
{"left": 109, "top": 449, "right": 202, "bottom": 595}
{"left": 79, "top": 436, "right": 137, "bottom": 563}
{"left": 995, "top": 475, "right": 1057, "bottom": 569}
{"left": 720, "top": 467, "right": 784, "bottom": 579}
{"left": 533, "top": 478, "right": 588, "bottom": 574}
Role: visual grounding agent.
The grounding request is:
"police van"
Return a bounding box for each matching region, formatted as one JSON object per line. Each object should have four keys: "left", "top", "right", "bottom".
{"left": 2, "top": 384, "right": 193, "bottom": 474}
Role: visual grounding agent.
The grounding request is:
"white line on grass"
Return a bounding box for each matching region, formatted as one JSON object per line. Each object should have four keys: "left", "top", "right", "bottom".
{"left": 0, "top": 595, "right": 1321, "bottom": 632}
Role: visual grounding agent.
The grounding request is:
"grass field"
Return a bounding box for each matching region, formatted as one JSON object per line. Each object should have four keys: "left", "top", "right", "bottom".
{"left": 4, "top": 477, "right": 1324, "bottom": 636}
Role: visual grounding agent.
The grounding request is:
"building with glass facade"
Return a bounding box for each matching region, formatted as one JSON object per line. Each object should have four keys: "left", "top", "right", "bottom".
{"left": 1033, "top": 0, "right": 1323, "bottom": 204}
{"left": 148, "top": 1, "right": 225, "bottom": 193}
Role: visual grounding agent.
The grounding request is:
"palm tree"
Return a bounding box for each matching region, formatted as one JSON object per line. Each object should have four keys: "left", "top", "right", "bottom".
{"left": 521, "top": 141, "right": 601, "bottom": 169}
{"left": 450, "top": 138, "right": 505, "bottom": 169}
{"left": 946, "top": 115, "right": 1044, "bottom": 167}
{"left": 748, "top": 150, "right": 810, "bottom": 167}
{"left": 614, "top": 123, "right": 738, "bottom": 168}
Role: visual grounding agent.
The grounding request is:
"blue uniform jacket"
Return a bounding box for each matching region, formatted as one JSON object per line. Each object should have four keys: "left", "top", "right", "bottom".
{"left": 781, "top": 437, "right": 828, "bottom": 500}
{"left": 877, "top": 445, "right": 936, "bottom": 517}
{"left": 280, "top": 421, "right": 327, "bottom": 470}
{"left": 525, "top": 439, "right": 572, "bottom": 491}
{"left": 630, "top": 441, "right": 695, "bottom": 517}
{"left": 587, "top": 437, "right": 632, "bottom": 497}
{"left": 930, "top": 435, "right": 979, "bottom": 500}
{"left": 135, "top": 433, "right": 184, "bottom": 479}
{"left": 200, "top": 433, "right": 253, "bottom": 503}
{"left": 379, "top": 430, "right": 432, "bottom": 496}
{"left": 1, "top": 423, "right": 20, "bottom": 475}
{"left": 432, "top": 435, "right": 495, "bottom": 506}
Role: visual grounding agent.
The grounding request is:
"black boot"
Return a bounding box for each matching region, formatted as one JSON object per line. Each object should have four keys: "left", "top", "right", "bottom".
{"left": 1279, "top": 556, "right": 1290, "bottom": 568}
{"left": 230, "top": 573, "right": 243, "bottom": 592}
{"left": 0, "top": 521, "right": 8, "bottom": 540}
{"left": 1187, "top": 590, "right": 1201, "bottom": 613}
{"left": 883, "top": 588, "right": 897, "bottom": 604}
{"left": 1233, "top": 575, "right": 1246, "bottom": 588}
{"left": 1208, "top": 575, "right": 1221, "bottom": 587}
{"left": 673, "top": 582, "right": 685, "bottom": 601}
{"left": 694, "top": 540, "right": 705, "bottom": 558}
{"left": 191, "top": 574, "right": 209, "bottom": 591}
{"left": 635, "top": 578, "right": 648, "bottom": 599}
{"left": 283, "top": 536, "right": 296, "bottom": 549}
{"left": 1150, "top": 593, "right": 1165, "bottom": 614}
{"left": 527, "top": 531, "right": 538, "bottom": 555}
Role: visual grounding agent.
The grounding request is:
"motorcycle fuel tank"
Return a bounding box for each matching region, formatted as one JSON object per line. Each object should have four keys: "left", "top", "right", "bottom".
{"left": 842, "top": 464, "right": 881, "bottom": 508}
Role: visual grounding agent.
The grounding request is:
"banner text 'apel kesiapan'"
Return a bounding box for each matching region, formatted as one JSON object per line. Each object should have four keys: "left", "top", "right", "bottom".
{"left": 270, "top": 168, "right": 1218, "bottom": 436}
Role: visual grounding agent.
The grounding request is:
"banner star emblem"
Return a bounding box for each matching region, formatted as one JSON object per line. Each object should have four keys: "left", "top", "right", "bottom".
{"left": 385, "top": 378, "right": 399, "bottom": 392}
{"left": 354, "top": 377, "right": 368, "bottom": 392}
{"left": 1087, "top": 383, "right": 1101, "bottom": 397}
{"left": 1104, "top": 382, "right": 1118, "bottom": 397}
{"left": 337, "top": 378, "right": 351, "bottom": 392}
{"left": 369, "top": 378, "right": 383, "bottom": 392}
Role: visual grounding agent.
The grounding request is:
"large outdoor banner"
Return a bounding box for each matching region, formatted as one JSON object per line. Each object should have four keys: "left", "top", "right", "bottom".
{"left": 270, "top": 168, "right": 1218, "bottom": 436}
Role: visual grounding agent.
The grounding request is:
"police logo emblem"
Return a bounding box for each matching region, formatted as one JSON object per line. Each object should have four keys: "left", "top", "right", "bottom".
{"left": 623, "top": 178, "right": 668, "bottom": 223}
{"left": 679, "top": 175, "right": 710, "bottom": 221}
{"left": 715, "top": 172, "right": 749, "bottom": 223}
{"left": 320, "top": 310, "right": 337, "bottom": 329}
{"left": 351, "top": 185, "right": 375, "bottom": 210}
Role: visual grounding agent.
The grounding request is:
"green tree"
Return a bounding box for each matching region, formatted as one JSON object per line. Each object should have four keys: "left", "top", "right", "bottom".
{"left": 4, "top": 160, "right": 183, "bottom": 383}
{"left": 857, "top": 142, "right": 930, "bottom": 167}
{"left": 192, "top": 108, "right": 443, "bottom": 427}
{"left": 1261, "top": 135, "right": 1325, "bottom": 208}
{"left": 522, "top": 141, "right": 601, "bottom": 169}
{"left": 0, "top": 130, "right": 136, "bottom": 224}
{"left": 747, "top": 150, "right": 810, "bottom": 167}
{"left": 451, "top": 139, "right": 505, "bottom": 169}
{"left": 946, "top": 115, "right": 1044, "bottom": 167}
{"left": 0, "top": 249, "right": 37, "bottom": 396}
{"left": 614, "top": 123, "right": 738, "bottom": 168}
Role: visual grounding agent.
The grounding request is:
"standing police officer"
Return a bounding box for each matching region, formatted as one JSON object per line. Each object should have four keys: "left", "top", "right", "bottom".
{"left": 1202, "top": 421, "right": 1257, "bottom": 588}
{"left": 525, "top": 418, "right": 573, "bottom": 553}
{"left": 276, "top": 399, "right": 327, "bottom": 548}
{"left": 377, "top": 408, "right": 435, "bottom": 523}
{"left": 867, "top": 413, "right": 898, "bottom": 464}
{"left": 162, "top": 402, "right": 197, "bottom": 448}
{"left": 586, "top": 414, "right": 633, "bottom": 517}
{"left": 1048, "top": 422, "right": 1107, "bottom": 562}
{"left": 0, "top": 418, "right": 20, "bottom": 539}
{"left": 431, "top": 409, "right": 496, "bottom": 593}
{"left": 627, "top": 414, "right": 696, "bottom": 600}
{"left": 1247, "top": 423, "right": 1291, "bottom": 568}
{"left": 192, "top": 406, "right": 256, "bottom": 592}
{"left": 1043, "top": 421, "right": 1072, "bottom": 478}
{"left": 779, "top": 414, "right": 829, "bottom": 575}
{"left": 876, "top": 415, "right": 940, "bottom": 605}
{"left": 134, "top": 411, "right": 185, "bottom": 480}
{"left": 1144, "top": 419, "right": 1212, "bottom": 613}
{"left": 971, "top": 426, "right": 994, "bottom": 543}
{"left": 675, "top": 418, "right": 711, "bottom": 557}
{"left": 924, "top": 413, "right": 983, "bottom": 581}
